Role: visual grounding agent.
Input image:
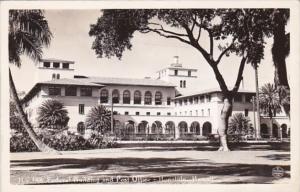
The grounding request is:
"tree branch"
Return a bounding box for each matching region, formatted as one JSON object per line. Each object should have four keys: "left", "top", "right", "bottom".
{"left": 215, "top": 37, "right": 237, "bottom": 65}
{"left": 231, "top": 56, "right": 247, "bottom": 93}
{"left": 148, "top": 23, "right": 188, "bottom": 37}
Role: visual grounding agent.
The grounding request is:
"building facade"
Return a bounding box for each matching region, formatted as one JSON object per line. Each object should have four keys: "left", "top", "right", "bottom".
{"left": 22, "top": 57, "right": 290, "bottom": 140}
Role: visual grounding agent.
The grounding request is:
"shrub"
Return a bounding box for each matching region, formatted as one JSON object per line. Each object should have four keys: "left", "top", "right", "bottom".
{"left": 228, "top": 113, "right": 252, "bottom": 142}
{"left": 37, "top": 99, "right": 69, "bottom": 130}
{"left": 85, "top": 105, "right": 111, "bottom": 134}
{"left": 10, "top": 133, "right": 39, "bottom": 152}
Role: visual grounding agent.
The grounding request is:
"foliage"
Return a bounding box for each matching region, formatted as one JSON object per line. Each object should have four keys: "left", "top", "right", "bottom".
{"left": 9, "top": 10, "right": 52, "bottom": 66}
{"left": 259, "top": 83, "right": 282, "bottom": 118}
{"left": 10, "top": 133, "right": 39, "bottom": 152}
{"left": 37, "top": 99, "right": 70, "bottom": 130}
{"left": 87, "top": 133, "right": 118, "bottom": 148}
{"left": 228, "top": 113, "right": 252, "bottom": 142}
{"left": 85, "top": 105, "right": 111, "bottom": 133}
{"left": 10, "top": 101, "right": 24, "bottom": 132}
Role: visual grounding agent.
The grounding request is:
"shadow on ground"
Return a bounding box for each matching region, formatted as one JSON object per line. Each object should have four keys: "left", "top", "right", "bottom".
{"left": 11, "top": 156, "right": 290, "bottom": 184}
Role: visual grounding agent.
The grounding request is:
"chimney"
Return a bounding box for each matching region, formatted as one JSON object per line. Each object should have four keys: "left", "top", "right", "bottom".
{"left": 171, "top": 56, "right": 182, "bottom": 67}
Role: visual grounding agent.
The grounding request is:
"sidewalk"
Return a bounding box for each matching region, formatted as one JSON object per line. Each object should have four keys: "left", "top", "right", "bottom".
{"left": 10, "top": 148, "right": 290, "bottom": 184}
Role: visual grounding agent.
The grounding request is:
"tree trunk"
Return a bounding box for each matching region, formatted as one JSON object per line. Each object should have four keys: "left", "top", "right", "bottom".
{"left": 9, "top": 69, "right": 60, "bottom": 154}
{"left": 218, "top": 97, "right": 232, "bottom": 151}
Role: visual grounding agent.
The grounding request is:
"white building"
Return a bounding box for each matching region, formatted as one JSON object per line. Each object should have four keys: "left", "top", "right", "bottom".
{"left": 22, "top": 57, "right": 290, "bottom": 140}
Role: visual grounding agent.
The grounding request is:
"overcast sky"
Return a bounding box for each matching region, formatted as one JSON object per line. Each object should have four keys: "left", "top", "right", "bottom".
{"left": 10, "top": 10, "right": 291, "bottom": 93}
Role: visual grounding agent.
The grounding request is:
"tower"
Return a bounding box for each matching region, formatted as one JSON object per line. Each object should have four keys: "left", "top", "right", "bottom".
{"left": 34, "top": 59, "right": 75, "bottom": 83}
{"left": 156, "top": 56, "right": 198, "bottom": 95}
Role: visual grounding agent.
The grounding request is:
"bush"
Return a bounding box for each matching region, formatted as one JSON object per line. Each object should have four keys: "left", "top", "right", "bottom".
{"left": 85, "top": 105, "right": 111, "bottom": 133}
{"left": 37, "top": 99, "right": 69, "bottom": 130}
{"left": 10, "top": 133, "right": 39, "bottom": 152}
{"left": 228, "top": 113, "right": 253, "bottom": 142}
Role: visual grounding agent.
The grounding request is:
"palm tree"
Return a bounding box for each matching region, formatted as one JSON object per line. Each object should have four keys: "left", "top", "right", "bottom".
{"left": 259, "top": 83, "right": 282, "bottom": 138}
{"left": 37, "top": 100, "right": 70, "bottom": 130}
{"left": 228, "top": 113, "right": 251, "bottom": 141}
{"left": 9, "top": 10, "right": 58, "bottom": 153}
{"left": 85, "top": 105, "right": 111, "bottom": 134}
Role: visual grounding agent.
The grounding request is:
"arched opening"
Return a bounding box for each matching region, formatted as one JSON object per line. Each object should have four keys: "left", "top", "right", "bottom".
{"left": 178, "top": 121, "right": 188, "bottom": 134}
{"left": 113, "top": 120, "right": 122, "bottom": 137}
{"left": 134, "top": 90, "right": 141, "bottom": 104}
{"left": 56, "top": 73, "right": 60, "bottom": 79}
{"left": 190, "top": 121, "right": 200, "bottom": 135}
{"left": 138, "top": 121, "right": 148, "bottom": 134}
{"left": 151, "top": 121, "right": 163, "bottom": 134}
{"left": 52, "top": 73, "right": 56, "bottom": 80}
{"left": 144, "top": 91, "right": 152, "bottom": 105}
{"left": 281, "top": 124, "right": 288, "bottom": 138}
{"left": 202, "top": 121, "right": 212, "bottom": 136}
{"left": 260, "top": 123, "right": 269, "bottom": 138}
{"left": 112, "top": 89, "right": 120, "bottom": 103}
{"left": 123, "top": 90, "right": 131, "bottom": 104}
{"left": 165, "top": 121, "right": 175, "bottom": 137}
{"left": 155, "top": 91, "right": 162, "bottom": 105}
{"left": 77, "top": 122, "right": 85, "bottom": 135}
{"left": 273, "top": 124, "right": 279, "bottom": 138}
{"left": 100, "top": 89, "right": 109, "bottom": 103}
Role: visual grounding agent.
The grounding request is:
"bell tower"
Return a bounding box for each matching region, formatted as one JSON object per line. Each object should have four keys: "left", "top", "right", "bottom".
{"left": 34, "top": 59, "right": 75, "bottom": 83}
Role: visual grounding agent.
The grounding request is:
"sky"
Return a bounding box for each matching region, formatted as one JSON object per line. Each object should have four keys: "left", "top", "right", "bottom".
{"left": 10, "top": 10, "right": 291, "bottom": 93}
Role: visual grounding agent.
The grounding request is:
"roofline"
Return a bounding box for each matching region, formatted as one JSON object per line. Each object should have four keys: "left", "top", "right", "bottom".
{"left": 175, "top": 90, "right": 256, "bottom": 99}
{"left": 91, "top": 82, "right": 176, "bottom": 88}
{"left": 41, "top": 59, "right": 75, "bottom": 64}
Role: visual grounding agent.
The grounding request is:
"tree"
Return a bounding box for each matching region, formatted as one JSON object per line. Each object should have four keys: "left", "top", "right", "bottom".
{"left": 259, "top": 83, "right": 282, "bottom": 137}
{"left": 9, "top": 10, "right": 58, "bottom": 153}
{"left": 89, "top": 9, "right": 273, "bottom": 151}
{"left": 270, "top": 9, "right": 290, "bottom": 117}
{"left": 37, "top": 99, "right": 70, "bottom": 130}
{"left": 85, "top": 105, "right": 111, "bottom": 134}
{"left": 228, "top": 113, "right": 252, "bottom": 142}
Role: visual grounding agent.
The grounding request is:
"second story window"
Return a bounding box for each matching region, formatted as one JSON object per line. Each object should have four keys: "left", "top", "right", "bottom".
{"left": 79, "top": 104, "right": 84, "bottom": 114}
{"left": 100, "top": 89, "right": 108, "bottom": 103}
{"left": 194, "top": 97, "right": 198, "bottom": 104}
{"left": 180, "top": 80, "right": 183, "bottom": 88}
{"left": 62, "top": 63, "right": 69, "bottom": 69}
{"left": 167, "top": 97, "right": 171, "bottom": 105}
{"left": 65, "top": 86, "right": 77, "bottom": 96}
{"left": 234, "top": 94, "right": 242, "bottom": 102}
{"left": 188, "top": 70, "right": 191, "bottom": 76}
{"left": 123, "top": 90, "right": 131, "bottom": 104}
{"left": 134, "top": 90, "right": 141, "bottom": 104}
{"left": 245, "top": 109, "right": 249, "bottom": 117}
{"left": 53, "top": 62, "right": 60, "bottom": 68}
{"left": 155, "top": 91, "right": 162, "bottom": 105}
{"left": 206, "top": 95, "right": 211, "bottom": 102}
{"left": 49, "top": 87, "right": 61, "bottom": 96}
{"left": 144, "top": 91, "right": 152, "bottom": 105}
{"left": 112, "top": 89, "right": 120, "bottom": 103}
{"left": 200, "top": 95, "right": 205, "bottom": 103}
{"left": 80, "top": 87, "right": 92, "bottom": 97}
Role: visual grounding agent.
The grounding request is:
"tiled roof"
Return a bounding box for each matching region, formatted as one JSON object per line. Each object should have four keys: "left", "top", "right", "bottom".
{"left": 175, "top": 88, "right": 255, "bottom": 99}
{"left": 39, "top": 78, "right": 105, "bottom": 87}
{"left": 75, "top": 76, "right": 176, "bottom": 87}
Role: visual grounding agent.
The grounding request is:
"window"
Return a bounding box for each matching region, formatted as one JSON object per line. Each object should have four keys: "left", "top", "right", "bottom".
{"left": 112, "top": 89, "right": 119, "bottom": 103}
{"left": 52, "top": 73, "right": 56, "bottom": 79}
{"left": 135, "top": 112, "right": 140, "bottom": 115}
{"left": 167, "top": 97, "right": 171, "bottom": 105}
{"left": 144, "top": 91, "right": 152, "bottom": 105}
{"left": 79, "top": 104, "right": 84, "bottom": 114}
{"left": 146, "top": 112, "right": 150, "bottom": 116}
{"left": 167, "top": 112, "right": 171, "bottom": 116}
{"left": 180, "top": 80, "right": 183, "bottom": 88}
{"left": 189, "top": 98, "right": 193, "bottom": 104}
{"left": 174, "top": 70, "right": 178, "bottom": 76}
{"left": 43, "top": 62, "right": 50, "bottom": 68}
{"left": 113, "top": 111, "right": 118, "bottom": 115}
{"left": 245, "top": 94, "right": 252, "bottom": 103}
{"left": 206, "top": 95, "right": 211, "bottom": 102}
{"left": 100, "top": 89, "right": 109, "bottom": 103}
{"left": 184, "top": 99, "right": 187, "bottom": 105}
{"left": 183, "top": 80, "right": 186, "bottom": 88}
{"left": 188, "top": 70, "right": 191, "bottom": 76}
{"left": 125, "top": 111, "right": 129, "bottom": 115}
{"left": 194, "top": 97, "right": 198, "bottom": 104}
{"left": 175, "top": 100, "right": 177, "bottom": 106}
{"left": 49, "top": 87, "right": 61, "bottom": 96}
{"left": 80, "top": 87, "right": 92, "bottom": 96}
{"left": 53, "top": 62, "right": 60, "bottom": 68}
{"left": 157, "top": 112, "right": 161, "bottom": 116}
{"left": 123, "top": 90, "right": 131, "bottom": 104}
{"left": 56, "top": 74, "right": 60, "bottom": 79}
{"left": 234, "top": 94, "right": 242, "bottom": 102}
{"left": 179, "top": 100, "right": 182, "bottom": 106}
{"left": 175, "top": 112, "right": 177, "bottom": 116}
{"left": 65, "top": 86, "right": 77, "bottom": 96}
{"left": 245, "top": 109, "right": 249, "bottom": 117}
{"left": 155, "top": 91, "right": 162, "bottom": 105}
{"left": 62, "top": 63, "right": 69, "bottom": 69}
{"left": 134, "top": 90, "right": 141, "bottom": 104}
{"left": 200, "top": 95, "right": 205, "bottom": 103}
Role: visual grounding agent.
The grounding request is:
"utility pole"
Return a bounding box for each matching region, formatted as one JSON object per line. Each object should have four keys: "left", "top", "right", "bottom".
{"left": 254, "top": 64, "right": 261, "bottom": 139}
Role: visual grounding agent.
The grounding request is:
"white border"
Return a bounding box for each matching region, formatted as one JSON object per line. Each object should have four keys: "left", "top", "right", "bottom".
{"left": 1, "top": 1, "right": 299, "bottom": 192}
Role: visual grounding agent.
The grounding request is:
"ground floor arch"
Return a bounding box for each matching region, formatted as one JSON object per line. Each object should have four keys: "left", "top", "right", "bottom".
{"left": 190, "top": 121, "right": 200, "bottom": 135}
{"left": 261, "top": 123, "right": 268, "bottom": 138}
{"left": 178, "top": 121, "right": 188, "bottom": 134}
{"left": 281, "top": 124, "right": 288, "bottom": 138}
{"left": 202, "top": 121, "right": 212, "bottom": 136}
{"left": 151, "top": 121, "right": 163, "bottom": 134}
